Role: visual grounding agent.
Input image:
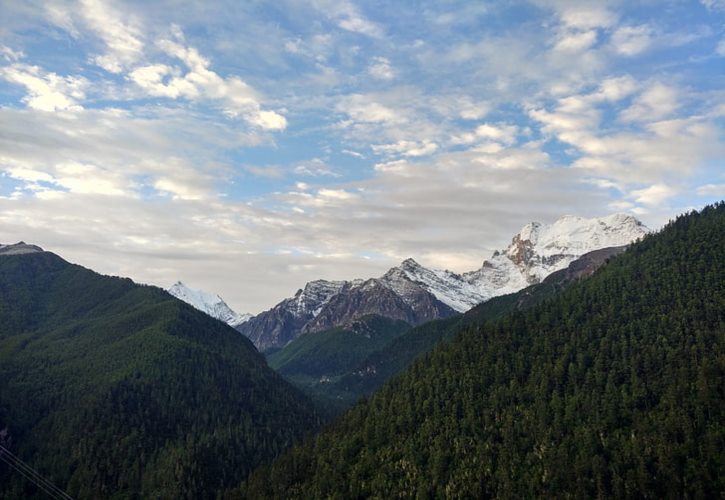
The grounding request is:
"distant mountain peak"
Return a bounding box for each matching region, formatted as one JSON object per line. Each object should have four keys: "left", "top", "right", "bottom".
{"left": 167, "top": 281, "right": 251, "bottom": 327}
{"left": 238, "top": 213, "right": 650, "bottom": 350}
{"left": 0, "top": 242, "right": 45, "bottom": 255}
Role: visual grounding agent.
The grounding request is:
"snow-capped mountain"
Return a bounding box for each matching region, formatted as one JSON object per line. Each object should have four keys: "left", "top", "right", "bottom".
{"left": 0, "top": 242, "right": 45, "bottom": 255}
{"left": 239, "top": 214, "right": 649, "bottom": 351}
{"left": 395, "top": 213, "right": 649, "bottom": 312}
{"left": 168, "top": 281, "right": 251, "bottom": 327}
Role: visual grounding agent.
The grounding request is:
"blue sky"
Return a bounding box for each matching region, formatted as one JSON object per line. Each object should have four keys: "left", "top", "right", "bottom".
{"left": 0, "top": 0, "right": 723, "bottom": 313}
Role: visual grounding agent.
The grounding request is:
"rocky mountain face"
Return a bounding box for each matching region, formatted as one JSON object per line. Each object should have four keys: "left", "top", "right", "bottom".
{"left": 239, "top": 214, "right": 649, "bottom": 351}
{"left": 167, "top": 281, "right": 251, "bottom": 327}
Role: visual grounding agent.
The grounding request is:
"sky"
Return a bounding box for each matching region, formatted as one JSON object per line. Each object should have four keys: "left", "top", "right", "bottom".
{"left": 0, "top": 0, "right": 723, "bottom": 314}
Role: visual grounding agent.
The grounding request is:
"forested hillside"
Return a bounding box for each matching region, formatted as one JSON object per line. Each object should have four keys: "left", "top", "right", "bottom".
{"left": 239, "top": 203, "right": 724, "bottom": 498}
{"left": 0, "top": 252, "right": 320, "bottom": 499}
{"left": 308, "top": 245, "right": 628, "bottom": 411}
{"left": 267, "top": 315, "right": 411, "bottom": 412}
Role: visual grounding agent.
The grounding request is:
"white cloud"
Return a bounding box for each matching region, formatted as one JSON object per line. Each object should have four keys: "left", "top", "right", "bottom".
{"left": 154, "top": 177, "right": 206, "bottom": 200}
{"left": 611, "top": 25, "right": 654, "bottom": 56}
{"left": 4, "top": 160, "right": 131, "bottom": 197}
{"left": 372, "top": 140, "right": 439, "bottom": 158}
{"left": 0, "top": 64, "right": 87, "bottom": 111}
{"left": 80, "top": 0, "right": 144, "bottom": 73}
{"left": 474, "top": 123, "right": 519, "bottom": 145}
{"left": 310, "top": 0, "right": 383, "bottom": 38}
{"left": 554, "top": 29, "right": 598, "bottom": 52}
{"left": 533, "top": 1, "right": 618, "bottom": 30}
{"left": 129, "top": 32, "right": 286, "bottom": 130}
{"left": 621, "top": 83, "right": 679, "bottom": 122}
{"left": 336, "top": 95, "right": 404, "bottom": 124}
{"left": 293, "top": 158, "right": 338, "bottom": 177}
{"left": 630, "top": 183, "right": 676, "bottom": 206}
{"left": 596, "top": 75, "right": 638, "bottom": 101}
{"left": 368, "top": 57, "right": 395, "bottom": 80}
{"left": 0, "top": 45, "right": 24, "bottom": 62}
{"left": 458, "top": 101, "right": 490, "bottom": 120}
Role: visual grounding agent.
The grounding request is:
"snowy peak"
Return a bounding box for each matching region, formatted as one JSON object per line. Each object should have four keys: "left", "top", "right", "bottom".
{"left": 507, "top": 213, "right": 646, "bottom": 260}
{"left": 497, "top": 213, "right": 648, "bottom": 281}
{"left": 0, "top": 242, "right": 45, "bottom": 255}
{"left": 168, "top": 281, "right": 251, "bottom": 327}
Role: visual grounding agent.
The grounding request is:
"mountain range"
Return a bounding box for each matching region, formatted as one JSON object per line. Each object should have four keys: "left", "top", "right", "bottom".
{"left": 0, "top": 204, "right": 720, "bottom": 500}
{"left": 269, "top": 244, "right": 632, "bottom": 413}
{"left": 238, "top": 202, "right": 724, "bottom": 499}
{"left": 239, "top": 213, "right": 648, "bottom": 351}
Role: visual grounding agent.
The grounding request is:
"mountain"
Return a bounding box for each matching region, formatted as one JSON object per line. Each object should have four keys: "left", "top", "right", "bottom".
{"left": 168, "top": 281, "right": 251, "bottom": 327}
{"left": 336, "top": 244, "right": 631, "bottom": 401}
{"left": 238, "top": 277, "right": 457, "bottom": 352}
{"left": 278, "top": 245, "right": 630, "bottom": 413}
{"left": 267, "top": 315, "right": 411, "bottom": 413}
{"left": 388, "top": 213, "right": 648, "bottom": 311}
{"left": 0, "top": 247, "right": 320, "bottom": 499}
{"left": 0, "top": 241, "right": 44, "bottom": 255}
{"left": 239, "top": 214, "right": 648, "bottom": 351}
{"left": 237, "top": 202, "right": 724, "bottom": 498}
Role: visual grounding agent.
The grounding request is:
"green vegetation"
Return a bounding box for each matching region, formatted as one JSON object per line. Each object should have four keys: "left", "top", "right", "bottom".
{"left": 268, "top": 315, "right": 410, "bottom": 412}
{"left": 238, "top": 202, "right": 725, "bottom": 498}
{"left": 0, "top": 252, "right": 320, "bottom": 499}
{"left": 308, "top": 263, "right": 579, "bottom": 411}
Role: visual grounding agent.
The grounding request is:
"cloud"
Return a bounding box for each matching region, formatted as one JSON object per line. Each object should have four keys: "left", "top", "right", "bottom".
{"left": 80, "top": 0, "right": 145, "bottom": 73}
{"left": 309, "top": 0, "right": 383, "bottom": 38}
{"left": 530, "top": 78, "right": 723, "bottom": 189}
{"left": 700, "top": 0, "right": 725, "bottom": 11}
{"left": 0, "top": 64, "right": 87, "bottom": 111}
{"left": 129, "top": 31, "right": 287, "bottom": 130}
{"left": 533, "top": 1, "right": 619, "bottom": 30}
{"left": 368, "top": 57, "right": 395, "bottom": 80}
{"left": 372, "top": 140, "right": 439, "bottom": 158}
{"left": 611, "top": 24, "right": 654, "bottom": 56}
{"left": 554, "top": 29, "right": 598, "bottom": 52}
{"left": 696, "top": 183, "right": 725, "bottom": 197}
{"left": 717, "top": 38, "right": 725, "bottom": 56}
{"left": 245, "top": 165, "right": 286, "bottom": 179}
{"left": 0, "top": 45, "right": 24, "bottom": 62}
{"left": 630, "top": 183, "right": 676, "bottom": 205}
{"left": 620, "top": 83, "right": 679, "bottom": 122}
{"left": 293, "top": 158, "right": 339, "bottom": 177}
{"left": 336, "top": 94, "right": 404, "bottom": 124}
{"left": 0, "top": 107, "right": 230, "bottom": 202}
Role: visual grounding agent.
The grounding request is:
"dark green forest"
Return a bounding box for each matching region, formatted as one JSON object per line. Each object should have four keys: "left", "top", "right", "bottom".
{"left": 0, "top": 252, "right": 320, "bottom": 499}
{"left": 268, "top": 315, "right": 411, "bottom": 412}
{"left": 238, "top": 203, "right": 724, "bottom": 498}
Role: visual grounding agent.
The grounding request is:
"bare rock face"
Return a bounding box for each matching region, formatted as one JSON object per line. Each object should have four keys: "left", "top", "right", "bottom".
{"left": 238, "top": 214, "right": 649, "bottom": 351}
{"left": 303, "top": 279, "right": 456, "bottom": 334}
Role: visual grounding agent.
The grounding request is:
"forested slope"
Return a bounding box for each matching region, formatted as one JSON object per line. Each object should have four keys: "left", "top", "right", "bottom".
{"left": 239, "top": 203, "right": 724, "bottom": 498}
{"left": 0, "top": 252, "right": 320, "bottom": 499}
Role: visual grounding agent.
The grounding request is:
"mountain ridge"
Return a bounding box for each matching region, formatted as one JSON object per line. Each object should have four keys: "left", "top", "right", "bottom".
{"left": 239, "top": 213, "right": 648, "bottom": 351}
{"left": 0, "top": 250, "right": 320, "bottom": 499}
